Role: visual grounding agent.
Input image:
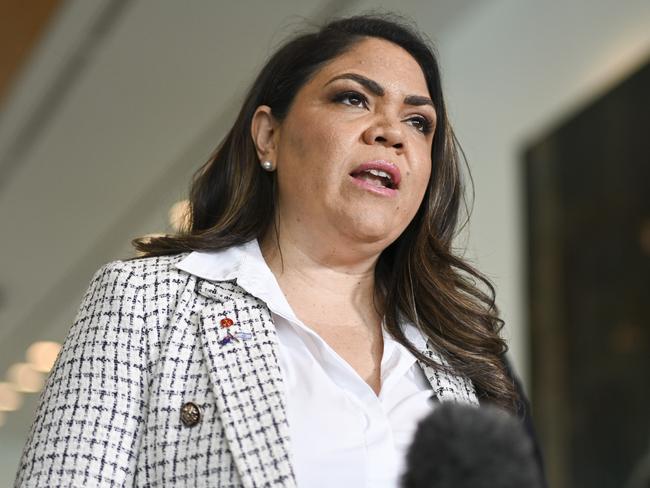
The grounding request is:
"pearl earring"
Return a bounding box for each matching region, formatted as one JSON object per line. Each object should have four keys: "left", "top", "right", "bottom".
{"left": 261, "top": 160, "right": 274, "bottom": 172}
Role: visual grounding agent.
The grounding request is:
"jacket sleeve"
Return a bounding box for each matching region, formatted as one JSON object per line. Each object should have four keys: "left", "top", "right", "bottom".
{"left": 502, "top": 355, "right": 549, "bottom": 488}
{"left": 15, "top": 261, "right": 149, "bottom": 487}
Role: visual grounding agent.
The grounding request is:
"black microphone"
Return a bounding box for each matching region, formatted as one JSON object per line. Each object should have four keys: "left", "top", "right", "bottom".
{"left": 401, "top": 402, "right": 543, "bottom": 488}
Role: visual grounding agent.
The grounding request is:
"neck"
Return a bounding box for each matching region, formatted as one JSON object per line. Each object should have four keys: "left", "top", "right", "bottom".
{"left": 259, "top": 224, "right": 384, "bottom": 320}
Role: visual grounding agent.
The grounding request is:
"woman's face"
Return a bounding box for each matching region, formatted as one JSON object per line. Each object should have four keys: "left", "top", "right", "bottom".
{"left": 258, "top": 37, "right": 436, "bottom": 252}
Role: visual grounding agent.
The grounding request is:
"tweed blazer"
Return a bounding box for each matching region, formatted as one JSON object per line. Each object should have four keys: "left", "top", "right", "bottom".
{"left": 15, "top": 253, "right": 479, "bottom": 488}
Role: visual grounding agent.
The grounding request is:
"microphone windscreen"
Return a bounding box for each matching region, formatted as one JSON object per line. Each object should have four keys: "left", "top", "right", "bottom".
{"left": 401, "top": 402, "right": 543, "bottom": 488}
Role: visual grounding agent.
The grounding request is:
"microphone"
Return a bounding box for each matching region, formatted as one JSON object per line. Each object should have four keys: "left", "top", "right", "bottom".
{"left": 401, "top": 402, "right": 543, "bottom": 488}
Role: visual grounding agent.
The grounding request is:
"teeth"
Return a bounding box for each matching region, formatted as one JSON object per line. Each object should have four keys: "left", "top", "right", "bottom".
{"left": 366, "top": 169, "right": 392, "bottom": 181}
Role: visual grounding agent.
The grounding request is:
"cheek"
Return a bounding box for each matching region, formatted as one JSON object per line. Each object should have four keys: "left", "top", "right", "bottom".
{"left": 276, "top": 124, "right": 334, "bottom": 201}
{"left": 302, "top": 120, "right": 350, "bottom": 162}
{"left": 283, "top": 119, "right": 325, "bottom": 165}
{"left": 284, "top": 122, "right": 310, "bottom": 160}
{"left": 418, "top": 165, "right": 432, "bottom": 195}
{"left": 410, "top": 152, "right": 432, "bottom": 191}
{"left": 404, "top": 158, "right": 432, "bottom": 214}
{"left": 282, "top": 120, "right": 351, "bottom": 181}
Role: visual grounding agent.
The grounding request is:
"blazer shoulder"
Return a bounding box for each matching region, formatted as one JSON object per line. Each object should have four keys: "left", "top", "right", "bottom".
{"left": 75, "top": 252, "right": 194, "bottom": 327}
{"left": 88, "top": 252, "right": 192, "bottom": 289}
{"left": 105, "top": 252, "right": 192, "bottom": 276}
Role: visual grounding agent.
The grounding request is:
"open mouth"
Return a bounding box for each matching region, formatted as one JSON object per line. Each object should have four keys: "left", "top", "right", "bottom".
{"left": 349, "top": 160, "right": 401, "bottom": 196}
{"left": 349, "top": 168, "right": 397, "bottom": 190}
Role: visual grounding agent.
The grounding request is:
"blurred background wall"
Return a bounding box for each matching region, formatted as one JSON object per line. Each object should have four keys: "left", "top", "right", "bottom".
{"left": 0, "top": 0, "right": 649, "bottom": 486}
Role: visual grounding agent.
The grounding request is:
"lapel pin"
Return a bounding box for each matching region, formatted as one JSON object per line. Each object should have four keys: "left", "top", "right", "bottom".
{"left": 218, "top": 317, "right": 252, "bottom": 345}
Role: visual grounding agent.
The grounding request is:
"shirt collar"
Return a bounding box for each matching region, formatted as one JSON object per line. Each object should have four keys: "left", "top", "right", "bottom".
{"left": 174, "top": 240, "right": 253, "bottom": 282}
{"left": 175, "top": 239, "right": 428, "bottom": 352}
{"left": 401, "top": 320, "right": 428, "bottom": 352}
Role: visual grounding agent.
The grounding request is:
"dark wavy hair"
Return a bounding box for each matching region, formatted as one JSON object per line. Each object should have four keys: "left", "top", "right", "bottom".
{"left": 132, "top": 13, "right": 518, "bottom": 411}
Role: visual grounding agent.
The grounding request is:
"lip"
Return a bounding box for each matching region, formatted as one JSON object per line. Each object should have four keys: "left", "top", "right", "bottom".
{"left": 349, "top": 160, "right": 402, "bottom": 189}
{"left": 349, "top": 174, "right": 398, "bottom": 197}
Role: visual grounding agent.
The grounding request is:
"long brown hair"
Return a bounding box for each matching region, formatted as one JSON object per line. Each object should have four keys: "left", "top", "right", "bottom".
{"left": 132, "top": 13, "right": 518, "bottom": 412}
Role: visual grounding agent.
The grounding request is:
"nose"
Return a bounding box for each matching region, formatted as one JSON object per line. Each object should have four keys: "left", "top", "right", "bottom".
{"left": 362, "top": 117, "right": 404, "bottom": 149}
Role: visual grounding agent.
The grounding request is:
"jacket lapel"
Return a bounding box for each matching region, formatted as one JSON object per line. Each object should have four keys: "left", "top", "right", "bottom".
{"left": 195, "top": 279, "right": 297, "bottom": 488}
{"left": 417, "top": 344, "right": 480, "bottom": 405}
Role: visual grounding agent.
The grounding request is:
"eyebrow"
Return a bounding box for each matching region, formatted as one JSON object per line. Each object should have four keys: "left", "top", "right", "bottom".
{"left": 324, "top": 72, "right": 435, "bottom": 108}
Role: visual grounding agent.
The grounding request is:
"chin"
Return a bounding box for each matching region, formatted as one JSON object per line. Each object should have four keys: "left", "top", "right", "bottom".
{"left": 340, "top": 219, "right": 399, "bottom": 247}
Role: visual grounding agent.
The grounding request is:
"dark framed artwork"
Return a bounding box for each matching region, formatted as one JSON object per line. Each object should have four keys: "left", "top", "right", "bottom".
{"left": 524, "top": 59, "right": 650, "bottom": 488}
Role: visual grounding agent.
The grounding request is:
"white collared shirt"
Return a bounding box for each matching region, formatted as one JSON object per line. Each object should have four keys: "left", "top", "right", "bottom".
{"left": 176, "top": 240, "right": 435, "bottom": 488}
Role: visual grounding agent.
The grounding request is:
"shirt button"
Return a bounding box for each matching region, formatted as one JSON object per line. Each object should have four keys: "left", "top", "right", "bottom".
{"left": 180, "top": 401, "right": 202, "bottom": 427}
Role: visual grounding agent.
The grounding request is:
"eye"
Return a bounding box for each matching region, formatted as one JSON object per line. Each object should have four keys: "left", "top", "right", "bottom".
{"left": 332, "top": 90, "right": 368, "bottom": 109}
{"left": 407, "top": 116, "right": 434, "bottom": 135}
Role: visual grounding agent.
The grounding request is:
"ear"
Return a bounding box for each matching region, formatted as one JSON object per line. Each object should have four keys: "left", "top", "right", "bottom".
{"left": 251, "top": 105, "right": 280, "bottom": 164}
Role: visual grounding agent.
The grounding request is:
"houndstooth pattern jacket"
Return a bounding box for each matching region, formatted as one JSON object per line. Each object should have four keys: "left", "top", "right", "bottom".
{"left": 15, "top": 253, "right": 478, "bottom": 488}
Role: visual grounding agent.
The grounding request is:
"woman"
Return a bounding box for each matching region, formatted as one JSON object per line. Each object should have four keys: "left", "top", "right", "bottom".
{"left": 16, "top": 13, "right": 544, "bottom": 488}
